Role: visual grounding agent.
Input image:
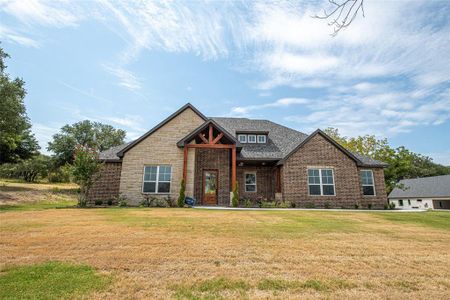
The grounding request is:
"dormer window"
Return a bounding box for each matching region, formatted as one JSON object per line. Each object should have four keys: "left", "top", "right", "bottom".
{"left": 257, "top": 135, "right": 266, "bottom": 143}
{"left": 238, "top": 134, "right": 247, "bottom": 143}
{"left": 247, "top": 135, "right": 257, "bottom": 143}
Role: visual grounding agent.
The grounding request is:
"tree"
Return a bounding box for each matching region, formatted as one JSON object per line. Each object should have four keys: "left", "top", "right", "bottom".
{"left": 314, "top": 0, "right": 365, "bottom": 36}
{"left": 324, "top": 127, "right": 450, "bottom": 193}
{"left": 48, "top": 120, "right": 126, "bottom": 166}
{"left": 0, "top": 155, "right": 51, "bottom": 182}
{"left": 71, "top": 146, "right": 102, "bottom": 207}
{"left": 177, "top": 179, "right": 186, "bottom": 207}
{"left": 0, "top": 46, "right": 39, "bottom": 163}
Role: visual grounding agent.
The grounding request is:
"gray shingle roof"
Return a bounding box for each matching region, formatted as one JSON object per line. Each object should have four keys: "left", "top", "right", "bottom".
{"left": 212, "top": 117, "right": 308, "bottom": 160}
{"left": 99, "top": 116, "right": 387, "bottom": 167}
{"left": 99, "top": 142, "right": 131, "bottom": 161}
{"left": 388, "top": 174, "right": 450, "bottom": 198}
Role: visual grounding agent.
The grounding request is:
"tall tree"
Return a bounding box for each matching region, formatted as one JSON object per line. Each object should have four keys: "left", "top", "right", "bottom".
{"left": 324, "top": 127, "right": 450, "bottom": 193}
{"left": 48, "top": 120, "right": 126, "bottom": 166}
{"left": 0, "top": 46, "right": 39, "bottom": 163}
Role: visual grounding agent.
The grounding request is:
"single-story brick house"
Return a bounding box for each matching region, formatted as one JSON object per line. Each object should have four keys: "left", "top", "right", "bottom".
{"left": 88, "top": 103, "right": 388, "bottom": 208}
{"left": 388, "top": 174, "right": 450, "bottom": 209}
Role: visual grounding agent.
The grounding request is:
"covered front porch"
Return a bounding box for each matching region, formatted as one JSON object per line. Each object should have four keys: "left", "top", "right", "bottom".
{"left": 178, "top": 120, "right": 280, "bottom": 206}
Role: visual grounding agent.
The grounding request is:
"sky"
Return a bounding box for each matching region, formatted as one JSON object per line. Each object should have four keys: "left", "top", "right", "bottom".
{"left": 1, "top": 0, "right": 449, "bottom": 165}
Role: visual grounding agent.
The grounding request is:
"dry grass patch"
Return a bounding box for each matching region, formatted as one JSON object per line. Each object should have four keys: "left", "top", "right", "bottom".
{"left": 0, "top": 180, "right": 78, "bottom": 211}
{"left": 0, "top": 204, "right": 449, "bottom": 299}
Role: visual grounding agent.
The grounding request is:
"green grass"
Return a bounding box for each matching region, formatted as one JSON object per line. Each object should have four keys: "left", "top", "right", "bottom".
{"left": 0, "top": 200, "right": 77, "bottom": 212}
{"left": 171, "top": 277, "right": 356, "bottom": 299}
{"left": 0, "top": 261, "right": 110, "bottom": 300}
{"left": 375, "top": 211, "right": 450, "bottom": 231}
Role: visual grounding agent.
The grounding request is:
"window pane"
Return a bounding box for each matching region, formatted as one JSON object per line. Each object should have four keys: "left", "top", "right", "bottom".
{"left": 245, "top": 173, "right": 256, "bottom": 184}
{"left": 158, "top": 182, "right": 170, "bottom": 193}
{"left": 363, "top": 186, "right": 375, "bottom": 196}
{"left": 308, "top": 169, "right": 320, "bottom": 184}
{"left": 309, "top": 185, "right": 321, "bottom": 195}
{"left": 361, "top": 170, "right": 373, "bottom": 185}
{"left": 143, "top": 182, "right": 156, "bottom": 193}
{"left": 257, "top": 135, "right": 266, "bottom": 143}
{"left": 323, "top": 185, "right": 335, "bottom": 195}
{"left": 321, "top": 169, "right": 334, "bottom": 184}
{"left": 248, "top": 135, "right": 256, "bottom": 143}
{"left": 245, "top": 185, "right": 256, "bottom": 192}
{"left": 158, "top": 165, "right": 171, "bottom": 181}
{"left": 144, "top": 166, "right": 157, "bottom": 181}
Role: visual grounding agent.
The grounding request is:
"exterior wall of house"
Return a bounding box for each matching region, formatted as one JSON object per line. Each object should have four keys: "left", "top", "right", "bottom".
{"left": 87, "top": 162, "right": 122, "bottom": 205}
{"left": 194, "top": 148, "right": 230, "bottom": 206}
{"left": 237, "top": 165, "right": 275, "bottom": 202}
{"left": 119, "top": 108, "right": 205, "bottom": 205}
{"left": 389, "top": 198, "right": 450, "bottom": 209}
{"left": 282, "top": 134, "right": 387, "bottom": 209}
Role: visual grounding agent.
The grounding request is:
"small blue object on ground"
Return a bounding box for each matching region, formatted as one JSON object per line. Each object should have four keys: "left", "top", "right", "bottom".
{"left": 185, "top": 197, "right": 196, "bottom": 207}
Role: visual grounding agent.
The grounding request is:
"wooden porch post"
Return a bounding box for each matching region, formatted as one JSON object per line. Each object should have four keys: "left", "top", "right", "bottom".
{"left": 183, "top": 146, "right": 188, "bottom": 183}
{"left": 231, "top": 145, "right": 236, "bottom": 190}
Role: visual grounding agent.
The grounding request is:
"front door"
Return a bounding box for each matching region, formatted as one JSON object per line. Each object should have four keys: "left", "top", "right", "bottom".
{"left": 203, "top": 170, "right": 218, "bottom": 205}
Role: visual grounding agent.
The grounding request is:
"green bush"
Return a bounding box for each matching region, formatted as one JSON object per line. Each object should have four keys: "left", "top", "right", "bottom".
{"left": 107, "top": 200, "right": 113, "bottom": 206}
{"left": 241, "top": 198, "right": 252, "bottom": 208}
{"left": 48, "top": 165, "right": 72, "bottom": 183}
{"left": 389, "top": 202, "right": 395, "bottom": 209}
{"left": 277, "top": 201, "right": 291, "bottom": 208}
{"left": 0, "top": 155, "right": 51, "bottom": 182}
{"left": 354, "top": 204, "right": 359, "bottom": 209}
{"left": 94, "top": 200, "right": 103, "bottom": 206}
{"left": 324, "top": 202, "right": 331, "bottom": 209}
{"left": 368, "top": 203, "right": 373, "bottom": 210}
{"left": 260, "top": 201, "right": 276, "bottom": 208}
{"left": 118, "top": 200, "right": 127, "bottom": 207}
{"left": 177, "top": 179, "right": 186, "bottom": 207}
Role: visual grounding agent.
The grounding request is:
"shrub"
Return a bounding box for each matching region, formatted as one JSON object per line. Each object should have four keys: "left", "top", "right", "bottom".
{"left": 368, "top": 203, "right": 373, "bottom": 210}
{"left": 0, "top": 155, "right": 51, "bottom": 182}
{"left": 177, "top": 179, "right": 186, "bottom": 207}
{"left": 290, "top": 202, "right": 296, "bottom": 208}
{"left": 324, "top": 202, "right": 331, "bottom": 209}
{"left": 305, "top": 203, "right": 315, "bottom": 208}
{"left": 278, "top": 201, "right": 291, "bottom": 208}
{"left": 242, "top": 198, "right": 252, "bottom": 208}
{"left": 118, "top": 200, "right": 127, "bottom": 207}
{"left": 107, "top": 200, "right": 113, "bottom": 206}
{"left": 140, "top": 197, "right": 152, "bottom": 207}
{"left": 261, "top": 201, "right": 276, "bottom": 208}
{"left": 164, "top": 195, "right": 175, "bottom": 207}
{"left": 354, "top": 204, "right": 359, "bottom": 209}
{"left": 389, "top": 202, "right": 396, "bottom": 209}
{"left": 48, "top": 165, "right": 72, "bottom": 183}
{"left": 231, "top": 182, "right": 239, "bottom": 207}
{"left": 94, "top": 200, "right": 103, "bottom": 206}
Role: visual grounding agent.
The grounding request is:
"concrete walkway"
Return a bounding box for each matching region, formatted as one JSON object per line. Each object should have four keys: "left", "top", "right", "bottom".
{"left": 193, "top": 206, "right": 428, "bottom": 212}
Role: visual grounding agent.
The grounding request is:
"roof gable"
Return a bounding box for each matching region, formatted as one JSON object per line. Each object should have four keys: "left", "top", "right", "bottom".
{"left": 117, "top": 103, "right": 207, "bottom": 157}
{"left": 177, "top": 119, "right": 240, "bottom": 147}
{"left": 277, "top": 129, "right": 362, "bottom": 166}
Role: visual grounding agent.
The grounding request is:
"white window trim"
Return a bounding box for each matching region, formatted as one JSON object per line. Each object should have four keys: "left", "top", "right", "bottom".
{"left": 247, "top": 134, "right": 257, "bottom": 143}
{"left": 142, "top": 165, "right": 172, "bottom": 194}
{"left": 245, "top": 172, "right": 257, "bottom": 193}
{"left": 361, "top": 169, "right": 376, "bottom": 196}
{"left": 307, "top": 168, "right": 336, "bottom": 196}
{"left": 238, "top": 134, "right": 247, "bottom": 143}
{"left": 257, "top": 135, "right": 267, "bottom": 143}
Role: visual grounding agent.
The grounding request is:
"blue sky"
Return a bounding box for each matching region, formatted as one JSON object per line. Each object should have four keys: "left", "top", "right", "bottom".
{"left": 1, "top": 0, "right": 449, "bottom": 164}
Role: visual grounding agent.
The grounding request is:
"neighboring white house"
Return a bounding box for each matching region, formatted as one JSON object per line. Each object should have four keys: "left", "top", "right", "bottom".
{"left": 388, "top": 174, "right": 450, "bottom": 210}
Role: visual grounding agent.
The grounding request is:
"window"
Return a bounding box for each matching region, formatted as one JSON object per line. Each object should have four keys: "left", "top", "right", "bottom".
{"left": 257, "top": 135, "right": 267, "bottom": 143}
{"left": 360, "top": 170, "right": 375, "bottom": 196}
{"left": 238, "top": 134, "right": 247, "bottom": 143}
{"left": 417, "top": 199, "right": 422, "bottom": 202}
{"left": 247, "top": 135, "right": 256, "bottom": 143}
{"left": 408, "top": 199, "right": 411, "bottom": 205}
{"left": 307, "top": 168, "right": 335, "bottom": 196}
{"left": 245, "top": 172, "right": 256, "bottom": 192}
{"left": 398, "top": 199, "right": 403, "bottom": 206}
{"left": 142, "top": 165, "right": 171, "bottom": 193}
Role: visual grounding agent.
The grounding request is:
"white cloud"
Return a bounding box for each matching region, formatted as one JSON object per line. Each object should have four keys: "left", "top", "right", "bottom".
{"left": 0, "top": 25, "right": 39, "bottom": 48}
{"left": 232, "top": 98, "right": 309, "bottom": 115}
{"left": 0, "top": 0, "right": 79, "bottom": 27}
{"left": 32, "top": 122, "right": 61, "bottom": 154}
{"left": 102, "top": 64, "right": 141, "bottom": 91}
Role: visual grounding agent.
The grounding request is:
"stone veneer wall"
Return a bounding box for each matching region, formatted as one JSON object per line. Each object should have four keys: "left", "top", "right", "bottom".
{"left": 237, "top": 166, "right": 275, "bottom": 202}
{"left": 194, "top": 148, "right": 230, "bottom": 206}
{"left": 282, "top": 134, "right": 387, "bottom": 209}
{"left": 119, "top": 108, "right": 205, "bottom": 205}
{"left": 87, "top": 162, "right": 122, "bottom": 205}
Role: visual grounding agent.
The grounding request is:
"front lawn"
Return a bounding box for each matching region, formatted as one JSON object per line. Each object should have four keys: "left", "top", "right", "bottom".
{"left": 1, "top": 205, "right": 449, "bottom": 299}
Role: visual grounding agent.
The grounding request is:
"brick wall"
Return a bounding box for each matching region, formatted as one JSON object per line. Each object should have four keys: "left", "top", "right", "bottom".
{"left": 359, "top": 167, "right": 387, "bottom": 209}
{"left": 282, "top": 134, "right": 387, "bottom": 208}
{"left": 194, "top": 148, "right": 230, "bottom": 206}
{"left": 237, "top": 166, "right": 275, "bottom": 202}
{"left": 119, "top": 108, "right": 205, "bottom": 205}
{"left": 87, "top": 162, "right": 122, "bottom": 205}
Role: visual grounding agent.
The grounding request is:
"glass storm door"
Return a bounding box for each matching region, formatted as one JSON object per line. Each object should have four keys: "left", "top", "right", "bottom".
{"left": 203, "top": 170, "right": 218, "bottom": 205}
